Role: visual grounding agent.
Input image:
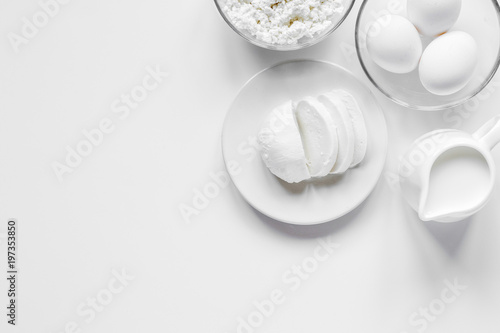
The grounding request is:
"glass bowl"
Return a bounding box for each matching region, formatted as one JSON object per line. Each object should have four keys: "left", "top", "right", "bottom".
{"left": 355, "top": 0, "right": 500, "bottom": 111}
{"left": 214, "top": 0, "right": 356, "bottom": 51}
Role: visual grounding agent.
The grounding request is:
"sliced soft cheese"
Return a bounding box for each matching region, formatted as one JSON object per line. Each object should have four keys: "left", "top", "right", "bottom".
{"left": 257, "top": 101, "right": 310, "bottom": 183}
{"left": 318, "top": 92, "right": 355, "bottom": 174}
{"left": 332, "top": 90, "right": 367, "bottom": 167}
{"left": 294, "top": 97, "right": 338, "bottom": 178}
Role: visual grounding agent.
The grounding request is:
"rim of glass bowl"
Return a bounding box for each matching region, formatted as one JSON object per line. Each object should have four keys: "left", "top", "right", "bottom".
{"left": 214, "top": 0, "right": 356, "bottom": 51}
{"left": 354, "top": 0, "right": 500, "bottom": 111}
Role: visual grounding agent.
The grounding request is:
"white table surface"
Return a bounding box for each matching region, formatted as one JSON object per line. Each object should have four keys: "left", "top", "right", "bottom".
{"left": 1, "top": 1, "right": 500, "bottom": 332}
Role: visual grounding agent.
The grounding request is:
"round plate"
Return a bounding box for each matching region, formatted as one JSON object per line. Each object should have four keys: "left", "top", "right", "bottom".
{"left": 221, "top": 60, "right": 388, "bottom": 225}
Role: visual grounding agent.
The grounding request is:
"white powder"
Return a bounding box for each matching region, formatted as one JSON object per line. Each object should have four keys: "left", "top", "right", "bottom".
{"left": 222, "top": 0, "right": 344, "bottom": 45}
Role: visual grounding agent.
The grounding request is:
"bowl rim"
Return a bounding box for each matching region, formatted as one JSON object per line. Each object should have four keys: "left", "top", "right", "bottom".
{"left": 214, "top": 0, "right": 357, "bottom": 51}
{"left": 354, "top": 0, "right": 500, "bottom": 111}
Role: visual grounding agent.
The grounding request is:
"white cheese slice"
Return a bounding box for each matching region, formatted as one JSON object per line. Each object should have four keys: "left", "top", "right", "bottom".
{"left": 318, "top": 92, "right": 355, "bottom": 174}
{"left": 332, "top": 90, "right": 367, "bottom": 167}
{"left": 257, "top": 101, "right": 311, "bottom": 183}
{"left": 294, "top": 97, "right": 338, "bottom": 178}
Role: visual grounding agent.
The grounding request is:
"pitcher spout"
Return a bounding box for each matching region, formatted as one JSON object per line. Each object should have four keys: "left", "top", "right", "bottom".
{"left": 418, "top": 207, "right": 466, "bottom": 223}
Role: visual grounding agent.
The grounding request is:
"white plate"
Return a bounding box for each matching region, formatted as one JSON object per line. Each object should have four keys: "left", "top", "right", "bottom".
{"left": 221, "top": 60, "right": 388, "bottom": 225}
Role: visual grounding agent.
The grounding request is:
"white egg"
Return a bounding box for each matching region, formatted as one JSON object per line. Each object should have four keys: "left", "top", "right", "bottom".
{"left": 407, "top": 0, "right": 462, "bottom": 37}
{"left": 419, "top": 31, "right": 478, "bottom": 96}
{"left": 366, "top": 15, "right": 423, "bottom": 74}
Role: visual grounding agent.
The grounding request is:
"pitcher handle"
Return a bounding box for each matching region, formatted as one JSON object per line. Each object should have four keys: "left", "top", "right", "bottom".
{"left": 473, "top": 115, "right": 500, "bottom": 151}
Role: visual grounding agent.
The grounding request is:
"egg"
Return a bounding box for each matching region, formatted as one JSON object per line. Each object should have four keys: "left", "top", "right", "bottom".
{"left": 366, "top": 15, "right": 423, "bottom": 74}
{"left": 419, "top": 31, "right": 478, "bottom": 96}
{"left": 407, "top": 0, "right": 462, "bottom": 37}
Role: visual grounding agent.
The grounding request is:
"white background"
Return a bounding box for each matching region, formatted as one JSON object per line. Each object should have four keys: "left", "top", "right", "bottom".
{"left": 1, "top": 0, "right": 500, "bottom": 332}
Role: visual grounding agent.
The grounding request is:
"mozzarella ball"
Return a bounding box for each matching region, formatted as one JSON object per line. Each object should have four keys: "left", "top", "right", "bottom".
{"left": 258, "top": 101, "right": 311, "bottom": 183}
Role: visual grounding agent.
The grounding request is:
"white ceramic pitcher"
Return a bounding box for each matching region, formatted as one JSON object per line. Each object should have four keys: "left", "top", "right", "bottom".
{"left": 399, "top": 115, "right": 500, "bottom": 223}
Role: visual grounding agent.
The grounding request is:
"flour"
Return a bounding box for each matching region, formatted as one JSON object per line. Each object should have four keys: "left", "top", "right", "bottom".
{"left": 222, "top": 0, "right": 344, "bottom": 45}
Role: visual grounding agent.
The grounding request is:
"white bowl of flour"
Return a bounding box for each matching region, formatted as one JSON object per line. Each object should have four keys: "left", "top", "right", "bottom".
{"left": 215, "top": 0, "right": 355, "bottom": 50}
